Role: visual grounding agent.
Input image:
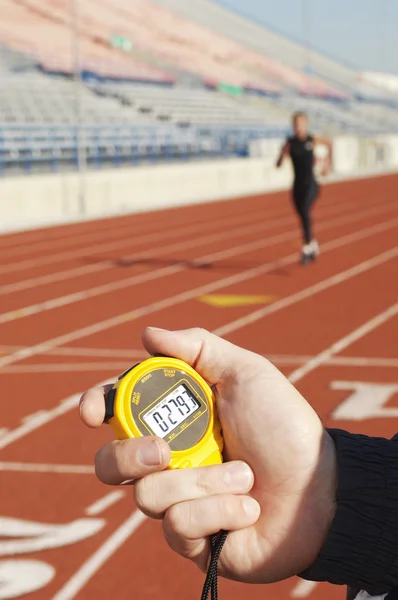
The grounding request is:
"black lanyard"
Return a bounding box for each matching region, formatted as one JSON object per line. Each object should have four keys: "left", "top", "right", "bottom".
{"left": 200, "top": 530, "right": 229, "bottom": 600}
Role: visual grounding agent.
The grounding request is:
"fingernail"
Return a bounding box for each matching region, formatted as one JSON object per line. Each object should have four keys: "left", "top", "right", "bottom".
{"left": 138, "top": 440, "right": 163, "bottom": 466}
{"left": 147, "top": 326, "right": 166, "bottom": 331}
{"left": 223, "top": 462, "right": 253, "bottom": 490}
{"left": 242, "top": 497, "right": 260, "bottom": 519}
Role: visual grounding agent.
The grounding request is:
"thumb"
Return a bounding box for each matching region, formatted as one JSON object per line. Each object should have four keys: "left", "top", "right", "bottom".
{"left": 141, "top": 327, "right": 262, "bottom": 385}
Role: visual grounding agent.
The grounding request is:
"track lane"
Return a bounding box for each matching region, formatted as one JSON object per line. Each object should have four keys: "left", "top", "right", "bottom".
{"left": 0, "top": 184, "right": 373, "bottom": 289}
{"left": 0, "top": 203, "right": 396, "bottom": 350}
{"left": 0, "top": 174, "right": 397, "bottom": 600}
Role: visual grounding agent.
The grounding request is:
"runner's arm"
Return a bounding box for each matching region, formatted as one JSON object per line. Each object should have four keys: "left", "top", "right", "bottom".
{"left": 276, "top": 141, "right": 290, "bottom": 168}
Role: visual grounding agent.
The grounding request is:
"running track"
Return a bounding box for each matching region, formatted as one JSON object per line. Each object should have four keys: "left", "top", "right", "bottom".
{"left": 0, "top": 173, "right": 397, "bottom": 600}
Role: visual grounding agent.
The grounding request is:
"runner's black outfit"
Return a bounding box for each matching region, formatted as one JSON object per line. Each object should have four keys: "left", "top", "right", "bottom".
{"left": 287, "top": 134, "right": 319, "bottom": 245}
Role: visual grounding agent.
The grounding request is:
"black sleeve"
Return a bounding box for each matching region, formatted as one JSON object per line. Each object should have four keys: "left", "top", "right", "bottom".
{"left": 299, "top": 428, "right": 398, "bottom": 596}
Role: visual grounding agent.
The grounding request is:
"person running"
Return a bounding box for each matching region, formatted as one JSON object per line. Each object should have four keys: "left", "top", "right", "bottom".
{"left": 276, "top": 111, "right": 332, "bottom": 265}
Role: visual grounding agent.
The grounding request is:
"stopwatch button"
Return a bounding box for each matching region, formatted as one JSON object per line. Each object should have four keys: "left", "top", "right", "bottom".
{"left": 103, "top": 388, "right": 116, "bottom": 423}
{"left": 118, "top": 363, "right": 140, "bottom": 381}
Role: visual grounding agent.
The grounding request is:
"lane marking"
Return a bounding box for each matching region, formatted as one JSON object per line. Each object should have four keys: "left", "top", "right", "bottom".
{"left": 1, "top": 355, "right": 398, "bottom": 375}
{"left": 214, "top": 246, "right": 398, "bottom": 338}
{"left": 264, "top": 355, "right": 398, "bottom": 368}
{"left": 0, "top": 379, "right": 113, "bottom": 451}
{"left": 85, "top": 492, "right": 126, "bottom": 516}
{"left": 0, "top": 223, "right": 396, "bottom": 376}
{"left": 0, "top": 516, "right": 105, "bottom": 556}
{"left": 2, "top": 197, "right": 391, "bottom": 321}
{"left": 0, "top": 462, "right": 95, "bottom": 474}
{"left": 0, "top": 345, "right": 148, "bottom": 359}
{"left": 0, "top": 559, "right": 55, "bottom": 598}
{"left": 330, "top": 381, "right": 398, "bottom": 421}
{"left": 198, "top": 294, "right": 277, "bottom": 307}
{"left": 52, "top": 510, "right": 147, "bottom": 600}
{"left": 288, "top": 301, "right": 398, "bottom": 384}
{"left": 0, "top": 362, "right": 131, "bottom": 374}
{"left": 1, "top": 344, "right": 395, "bottom": 366}
{"left": 0, "top": 193, "right": 389, "bottom": 296}
{"left": 291, "top": 580, "right": 319, "bottom": 598}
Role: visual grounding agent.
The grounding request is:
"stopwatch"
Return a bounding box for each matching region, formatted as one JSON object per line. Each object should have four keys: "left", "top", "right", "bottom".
{"left": 104, "top": 356, "right": 223, "bottom": 469}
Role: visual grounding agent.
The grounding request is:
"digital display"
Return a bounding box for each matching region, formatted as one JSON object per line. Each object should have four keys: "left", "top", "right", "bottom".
{"left": 142, "top": 384, "right": 200, "bottom": 438}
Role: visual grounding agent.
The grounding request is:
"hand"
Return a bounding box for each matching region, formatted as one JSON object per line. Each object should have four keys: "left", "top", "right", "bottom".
{"left": 79, "top": 327, "right": 336, "bottom": 584}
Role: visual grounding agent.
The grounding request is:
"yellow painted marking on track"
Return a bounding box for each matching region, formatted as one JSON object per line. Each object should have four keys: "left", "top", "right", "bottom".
{"left": 197, "top": 294, "right": 277, "bottom": 307}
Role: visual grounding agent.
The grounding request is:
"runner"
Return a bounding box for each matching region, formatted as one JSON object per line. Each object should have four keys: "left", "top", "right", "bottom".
{"left": 276, "top": 111, "right": 332, "bottom": 264}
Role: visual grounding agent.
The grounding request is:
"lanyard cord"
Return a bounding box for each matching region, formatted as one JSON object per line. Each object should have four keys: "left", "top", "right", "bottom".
{"left": 200, "top": 530, "right": 229, "bottom": 600}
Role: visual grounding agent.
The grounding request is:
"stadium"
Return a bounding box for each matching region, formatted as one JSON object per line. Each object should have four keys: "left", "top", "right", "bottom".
{"left": 0, "top": 0, "right": 397, "bottom": 599}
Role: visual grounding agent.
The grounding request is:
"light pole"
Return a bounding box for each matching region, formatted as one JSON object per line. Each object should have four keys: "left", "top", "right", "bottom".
{"left": 70, "top": 0, "right": 86, "bottom": 216}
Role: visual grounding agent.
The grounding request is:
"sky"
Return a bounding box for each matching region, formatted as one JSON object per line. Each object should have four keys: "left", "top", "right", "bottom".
{"left": 217, "top": 0, "right": 398, "bottom": 75}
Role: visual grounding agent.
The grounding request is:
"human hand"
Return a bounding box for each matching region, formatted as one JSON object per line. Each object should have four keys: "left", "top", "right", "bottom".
{"left": 79, "top": 327, "right": 336, "bottom": 584}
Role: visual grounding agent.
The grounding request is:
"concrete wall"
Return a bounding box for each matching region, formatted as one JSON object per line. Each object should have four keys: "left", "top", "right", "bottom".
{"left": 1, "top": 133, "right": 397, "bottom": 234}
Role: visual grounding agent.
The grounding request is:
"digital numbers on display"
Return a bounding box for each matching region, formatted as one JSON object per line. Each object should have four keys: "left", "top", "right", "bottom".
{"left": 143, "top": 384, "right": 200, "bottom": 438}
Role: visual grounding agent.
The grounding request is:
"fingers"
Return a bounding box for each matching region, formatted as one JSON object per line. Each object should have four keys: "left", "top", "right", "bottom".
{"left": 134, "top": 460, "right": 254, "bottom": 518}
{"left": 95, "top": 437, "right": 171, "bottom": 485}
{"left": 142, "top": 327, "right": 262, "bottom": 385}
{"left": 163, "top": 494, "right": 260, "bottom": 567}
{"left": 79, "top": 384, "right": 114, "bottom": 428}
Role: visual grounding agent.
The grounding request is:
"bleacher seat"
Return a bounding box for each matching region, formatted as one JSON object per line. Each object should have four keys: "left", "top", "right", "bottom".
{"left": 0, "top": 0, "right": 397, "bottom": 175}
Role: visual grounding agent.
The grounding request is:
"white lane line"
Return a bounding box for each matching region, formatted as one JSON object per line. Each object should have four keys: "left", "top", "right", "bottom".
{"left": 2, "top": 344, "right": 398, "bottom": 367}
{"left": 0, "top": 220, "right": 396, "bottom": 374}
{"left": 0, "top": 362, "right": 131, "bottom": 374}
{"left": 1, "top": 213, "right": 184, "bottom": 260}
{"left": 0, "top": 378, "right": 113, "bottom": 451}
{"left": 263, "top": 355, "right": 398, "bottom": 368}
{"left": 2, "top": 355, "right": 398, "bottom": 375}
{"left": 214, "top": 246, "right": 398, "bottom": 338}
{"left": 0, "top": 462, "right": 94, "bottom": 474}
{"left": 0, "top": 345, "right": 148, "bottom": 359}
{"left": 291, "top": 580, "right": 319, "bottom": 598}
{"left": 0, "top": 193, "right": 387, "bottom": 296}
{"left": 1, "top": 200, "right": 396, "bottom": 328}
{"left": 0, "top": 195, "right": 292, "bottom": 277}
{"left": 288, "top": 301, "right": 398, "bottom": 384}
{"left": 85, "top": 492, "right": 126, "bottom": 516}
{"left": 0, "top": 263, "right": 115, "bottom": 297}
{"left": 52, "top": 510, "right": 147, "bottom": 600}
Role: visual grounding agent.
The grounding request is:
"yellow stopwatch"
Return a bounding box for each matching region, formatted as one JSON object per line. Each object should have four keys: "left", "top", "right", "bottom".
{"left": 104, "top": 356, "right": 224, "bottom": 469}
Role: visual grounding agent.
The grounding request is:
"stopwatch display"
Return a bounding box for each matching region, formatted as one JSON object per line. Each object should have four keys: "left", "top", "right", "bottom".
{"left": 142, "top": 383, "right": 201, "bottom": 438}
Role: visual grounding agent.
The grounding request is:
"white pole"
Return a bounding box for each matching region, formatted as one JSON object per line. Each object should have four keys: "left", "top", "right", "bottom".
{"left": 301, "top": 0, "right": 311, "bottom": 111}
{"left": 70, "top": 0, "right": 86, "bottom": 215}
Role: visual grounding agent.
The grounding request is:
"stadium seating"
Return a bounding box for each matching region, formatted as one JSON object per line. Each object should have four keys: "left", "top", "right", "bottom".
{"left": 1, "top": 0, "right": 397, "bottom": 175}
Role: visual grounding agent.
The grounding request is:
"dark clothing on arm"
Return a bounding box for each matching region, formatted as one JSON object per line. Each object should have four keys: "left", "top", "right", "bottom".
{"left": 287, "top": 134, "right": 319, "bottom": 244}
{"left": 299, "top": 429, "right": 398, "bottom": 600}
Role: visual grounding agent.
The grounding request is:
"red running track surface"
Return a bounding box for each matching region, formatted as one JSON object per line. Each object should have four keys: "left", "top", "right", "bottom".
{"left": 0, "top": 173, "right": 397, "bottom": 600}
